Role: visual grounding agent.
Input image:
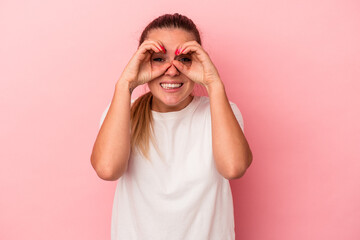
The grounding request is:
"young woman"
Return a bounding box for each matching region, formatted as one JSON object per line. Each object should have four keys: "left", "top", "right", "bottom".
{"left": 91, "top": 13, "right": 252, "bottom": 240}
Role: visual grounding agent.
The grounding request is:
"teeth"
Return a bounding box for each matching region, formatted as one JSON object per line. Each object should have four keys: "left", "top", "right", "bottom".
{"left": 160, "top": 83, "right": 182, "bottom": 89}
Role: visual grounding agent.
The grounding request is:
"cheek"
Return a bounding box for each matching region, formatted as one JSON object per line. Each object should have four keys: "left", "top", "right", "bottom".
{"left": 147, "top": 81, "right": 157, "bottom": 91}
{"left": 147, "top": 80, "right": 157, "bottom": 94}
{"left": 187, "top": 81, "right": 195, "bottom": 91}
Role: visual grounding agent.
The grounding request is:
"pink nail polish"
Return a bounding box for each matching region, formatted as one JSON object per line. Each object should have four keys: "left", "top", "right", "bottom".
{"left": 161, "top": 46, "right": 166, "bottom": 53}
{"left": 175, "top": 49, "right": 179, "bottom": 55}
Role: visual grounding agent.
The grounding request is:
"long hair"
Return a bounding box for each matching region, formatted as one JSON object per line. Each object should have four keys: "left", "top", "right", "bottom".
{"left": 130, "top": 13, "right": 202, "bottom": 159}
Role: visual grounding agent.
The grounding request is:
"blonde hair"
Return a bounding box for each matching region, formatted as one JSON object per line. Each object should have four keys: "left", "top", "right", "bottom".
{"left": 130, "top": 92, "right": 155, "bottom": 159}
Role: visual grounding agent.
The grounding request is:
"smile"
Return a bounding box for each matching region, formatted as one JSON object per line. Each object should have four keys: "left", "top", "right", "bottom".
{"left": 160, "top": 83, "right": 183, "bottom": 89}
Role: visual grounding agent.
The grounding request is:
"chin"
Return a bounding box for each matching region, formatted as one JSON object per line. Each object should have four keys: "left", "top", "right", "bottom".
{"left": 148, "top": 79, "right": 195, "bottom": 111}
{"left": 150, "top": 91, "right": 194, "bottom": 112}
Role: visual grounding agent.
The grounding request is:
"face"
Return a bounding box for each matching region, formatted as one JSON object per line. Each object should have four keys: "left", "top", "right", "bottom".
{"left": 146, "top": 28, "right": 196, "bottom": 112}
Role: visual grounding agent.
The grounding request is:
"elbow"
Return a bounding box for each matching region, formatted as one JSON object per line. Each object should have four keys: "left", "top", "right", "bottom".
{"left": 94, "top": 167, "right": 122, "bottom": 181}
{"left": 225, "top": 150, "right": 253, "bottom": 180}
{"left": 225, "top": 166, "right": 247, "bottom": 180}
{"left": 90, "top": 155, "right": 123, "bottom": 181}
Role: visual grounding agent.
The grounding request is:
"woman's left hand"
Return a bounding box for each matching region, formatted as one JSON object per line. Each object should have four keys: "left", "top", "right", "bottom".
{"left": 172, "top": 41, "right": 222, "bottom": 90}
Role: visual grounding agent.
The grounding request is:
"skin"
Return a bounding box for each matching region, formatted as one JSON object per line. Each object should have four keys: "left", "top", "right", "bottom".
{"left": 146, "top": 29, "right": 196, "bottom": 112}
{"left": 90, "top": 27, "right": 252, "bottom": 181}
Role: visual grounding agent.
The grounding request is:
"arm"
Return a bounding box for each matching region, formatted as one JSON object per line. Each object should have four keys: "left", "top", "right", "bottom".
{"left": 90, "top": 40, "right": 170, "bottom": 181}
{"left": 90, "top": 82, "right": 132, "bottom": 181}
{"left": 173, "top": 41, "right": 252, "bottom": 180}
{"left": 207, "top": 81, "right": 253, "bottom": 180}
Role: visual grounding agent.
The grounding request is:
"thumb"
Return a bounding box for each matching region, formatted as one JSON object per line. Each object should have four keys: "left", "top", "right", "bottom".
{"left": 172, "top": 60, "right": 190, "bottom": 77}
{"left": 151, "top": 62, "right": 172, "bottom": 79}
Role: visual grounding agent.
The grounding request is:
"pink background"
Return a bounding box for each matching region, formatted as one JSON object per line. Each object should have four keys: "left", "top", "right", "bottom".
{"left": 1, "top": 0, "right": 359, "bottom": 239}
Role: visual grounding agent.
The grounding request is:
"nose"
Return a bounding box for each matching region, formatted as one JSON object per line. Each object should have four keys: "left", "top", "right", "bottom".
{"left": 164, "top": 61, "right": 180, "bottom": 76}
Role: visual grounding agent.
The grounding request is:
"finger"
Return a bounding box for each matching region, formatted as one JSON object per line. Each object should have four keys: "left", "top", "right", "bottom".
{"left": 140, "top": 40, "right": 165, "bottom": 53}
{"left": 172, "top": 60, "right": 190, "bottom": 76}
{"left": 180, "top": 44, "right": 202, "bottom": 56}
{"left": 154, "top": 40, "right": 166, "bottom": 53}
{"left": 178, "top": 40, "right": 201, "bottom": 50}
{"left": 177, "top": 41, "right": 201, "bottom": 54}
{"left": 180, "top": 45, "right": 210, "bottom": 64}
{"left": 141, "top": 40, "right": 166, "bottom": 53}
{"left": 136, "top": 43, "right": 162, "bottom": 62}
{"left": 151, "top": 62, "right": 172, "bottom": 79}
{"left": 139, "top": 43, "right": 161, "bottom": 54}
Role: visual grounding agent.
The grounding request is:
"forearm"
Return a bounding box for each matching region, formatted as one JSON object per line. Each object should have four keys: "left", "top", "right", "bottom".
{"left": 207, "top": 80, "right": 252, "bottom": 180}
{"left": 90, "top": 81, "right": 132, "bottom": 181}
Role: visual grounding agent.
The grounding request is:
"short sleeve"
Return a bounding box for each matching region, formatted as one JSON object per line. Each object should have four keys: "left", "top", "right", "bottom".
{"left": 99, "top": 103, "right": 111, "bottom": 130}
{"left": 229, "top": 101, "right": 245, "bottom": 133}
{"left": 98, "top": 99, "right": 137, "bottom": 130}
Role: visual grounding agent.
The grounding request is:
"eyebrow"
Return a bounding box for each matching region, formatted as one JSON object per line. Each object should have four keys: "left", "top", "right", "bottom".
{"left": 151, "top": 53, "right": 191, "bottom": 58}
{"left": 175, "top": 53, "right": 192, "bottom": 58}
{"left": 152, "top": 52, "right": 166, "bottom": 56}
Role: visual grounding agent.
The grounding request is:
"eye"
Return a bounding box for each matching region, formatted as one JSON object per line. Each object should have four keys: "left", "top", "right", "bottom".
{"left": 152, "top": 58, "right": 164, "bottom": 62}
{"left": 179, "top": 57, "right": 191, "bottom": 62}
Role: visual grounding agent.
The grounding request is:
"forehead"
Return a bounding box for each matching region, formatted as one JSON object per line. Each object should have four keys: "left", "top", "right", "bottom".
{"left": 146, "top": 28, "right": 197, "bottom": 47}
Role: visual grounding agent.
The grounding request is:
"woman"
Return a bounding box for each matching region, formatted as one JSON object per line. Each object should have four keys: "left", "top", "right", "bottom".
{"left": 91, "top": 13, "right": 253, "bottom": 240}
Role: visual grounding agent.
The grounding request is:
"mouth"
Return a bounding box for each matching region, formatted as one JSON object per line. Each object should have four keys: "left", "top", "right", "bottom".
{"left": 160, "top": 82, "right": 184, "bottom": 90}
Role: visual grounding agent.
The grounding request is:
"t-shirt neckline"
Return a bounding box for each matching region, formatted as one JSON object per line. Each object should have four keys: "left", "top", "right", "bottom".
{"left": 151, "top": 95, "right": 200, "bottom": 120}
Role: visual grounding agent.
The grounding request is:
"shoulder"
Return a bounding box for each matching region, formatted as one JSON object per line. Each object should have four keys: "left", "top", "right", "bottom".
{"left": 195, "top": 96, "right": 210, "bottom": 108}
{"left": 195, "top": 96, "right": 245, "bottom": 132}
{"left": 193, "top": 96, "right": 211, "bottom": 116}
{"left": 98, "top": 98, "right": 137, "bottom": 129}
{"left": 195, "top": 96, "right": 240, "bottom": 112}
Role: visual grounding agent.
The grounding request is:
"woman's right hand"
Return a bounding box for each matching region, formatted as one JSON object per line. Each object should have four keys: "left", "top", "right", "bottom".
{"left": 117, "top": 40, "right": 171, "bottom": 92}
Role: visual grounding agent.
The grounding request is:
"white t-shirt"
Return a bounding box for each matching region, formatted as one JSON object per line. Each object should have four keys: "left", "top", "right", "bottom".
{"left": 99, "top": 96, "right": 244, "bottom": 240}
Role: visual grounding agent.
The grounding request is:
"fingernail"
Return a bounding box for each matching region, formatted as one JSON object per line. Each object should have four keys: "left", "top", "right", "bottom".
{"left": 161, "top": 46, "right": 166, "bottom": 53}
{"left": 175, "top": 49, "right": 179, "bottom": 55}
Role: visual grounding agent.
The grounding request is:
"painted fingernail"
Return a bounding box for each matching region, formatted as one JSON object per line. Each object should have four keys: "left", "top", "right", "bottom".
{"left": 175, "top": 49, "right": 179, "bottom": 55}
{"left": 161, "top": 46, "right": 166, "bottom": 53}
